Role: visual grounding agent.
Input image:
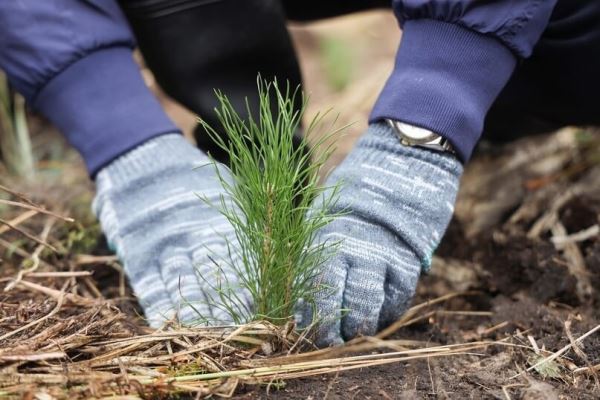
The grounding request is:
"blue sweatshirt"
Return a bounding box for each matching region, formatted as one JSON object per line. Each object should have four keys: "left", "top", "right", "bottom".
{"left": 0, "top": 1, "right": 558, "bottom": 175}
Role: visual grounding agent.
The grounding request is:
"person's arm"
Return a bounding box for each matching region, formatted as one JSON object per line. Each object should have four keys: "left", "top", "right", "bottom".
{"left": 310, "top": 0, "right": 559, "bottom": 346}
{"left": 370, "top": 0, "right": 558, "bottom": 162}
{"left": 0, "top": 1, "right": 249, "bottom": 326}
{"left": 0, "top": 0, "right": 177, "bottom": 175}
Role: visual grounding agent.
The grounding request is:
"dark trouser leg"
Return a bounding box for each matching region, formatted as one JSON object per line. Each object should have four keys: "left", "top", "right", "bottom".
{"left": 119, "top": 0, "right": 303, "bottom": 164}
{"left": 281, "top": 0, "right": 390, "bottom": 21}
{"left": 483, "top": 0, "right": 600, "bottom": 142}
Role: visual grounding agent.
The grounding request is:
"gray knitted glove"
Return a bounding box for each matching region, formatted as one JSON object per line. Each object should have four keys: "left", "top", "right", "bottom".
{"left": 93, "top": 134, "right": 248, "bottom": 327}
{"left": 310, "top": 122, "right": 463, "bottom": 346}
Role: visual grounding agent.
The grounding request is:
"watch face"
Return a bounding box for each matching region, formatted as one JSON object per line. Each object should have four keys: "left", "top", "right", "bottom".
{"left": 386, "top": 119, "right": 455, "bottom": 154}
{"left": 396, "top": 122, "right": 437, "bottom": 143}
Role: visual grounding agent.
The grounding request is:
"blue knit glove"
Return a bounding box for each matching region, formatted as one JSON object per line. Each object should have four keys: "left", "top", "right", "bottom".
{"left": 93, "top": 134, "right": 249, "bottom": 327}
{"left": 309, "top": 123, "right": 463, "bottom": 346}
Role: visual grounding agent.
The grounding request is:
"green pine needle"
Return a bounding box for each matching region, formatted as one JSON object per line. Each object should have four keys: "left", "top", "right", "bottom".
{"left": 197, "top": 78, "right": 345, "bottom": 325}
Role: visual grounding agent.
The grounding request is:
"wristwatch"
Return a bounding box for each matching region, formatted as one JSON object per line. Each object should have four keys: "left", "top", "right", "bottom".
{"left": 385, "top": 119, "right": 456, "bottom": 155}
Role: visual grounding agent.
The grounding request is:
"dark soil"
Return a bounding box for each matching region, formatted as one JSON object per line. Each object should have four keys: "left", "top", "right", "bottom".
{"left": 233, "top": 173, "right": 600, "bottom": 399}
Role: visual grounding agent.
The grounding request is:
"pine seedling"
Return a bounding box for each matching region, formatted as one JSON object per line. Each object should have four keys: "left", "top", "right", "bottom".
{"left": 197, "top": 79, "right": 344, "bottom": 326}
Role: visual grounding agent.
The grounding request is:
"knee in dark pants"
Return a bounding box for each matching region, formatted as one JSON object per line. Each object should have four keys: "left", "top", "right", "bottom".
{"left": 281, "top": 0, "right": 390, "bottom": 21}
{"left": 119, "top": 0, "right": 304, "bottom": 164}
{"left": 482, "top": 0, "right": 600, "bottom": 144}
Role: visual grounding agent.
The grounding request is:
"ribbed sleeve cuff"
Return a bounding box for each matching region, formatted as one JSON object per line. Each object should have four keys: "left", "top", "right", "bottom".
{"left": 369, "top": 19, "right": 517, "bottom": 162}
{"left": 33, "top": 47, "right": 180, "bottom": 176}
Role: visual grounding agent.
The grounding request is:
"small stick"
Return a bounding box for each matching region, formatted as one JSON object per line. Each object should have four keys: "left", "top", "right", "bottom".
{"left": 28, "top": 219, "right": 53, "bottom": 268}
{"left": 0, "top": 209, "right": 37, "bottom": 235}
{"left": 551, "top": 224, "right": 599, "bottom": 246}
{"left": 379, "top": 390, "right": 393, "bottom": 400}
{"left": 565, "top": 319, "right": 599, "bottom": 386}
{"left": 82, "top": 276, "right": 104, "bottom": 299}
{"left": 436, "top": 310, "right": 493, "bottom": 317}
{"left": 564, "top": 320, "right": 587, "bottom": 362}
{"left": 25, "top": 271, "right": 93, "bottom": 278}
{"left": 573, "top": 363, "right": 600, "bottom": 374}
{"left": 0, "top": 352, "right": 66, "bottom": 362}
{"left": 377, "top": 291, "right": 480, "bottom": 339}
{"left": 0, "top": 217, "right": 57, "bottom": 251}
{"left": 511, "top": 323, "right": 600, "bottom": 379}
{"left": 527, "top": 186, "right": 581, "bottom": 238}
{"left": 527, "top": 335, "right": 540, "bottom": 354}
{"left": 480, "top": 321, "right": 509, "bottom": 336}
{"left": 323, "top": 370, "right": 340, "bottom": 400}
{"left": 0, "top": 198, "right": 74, "bottom": 222}
{"left": 427, "top": 357, "right": 436, "bottom": 395}
{"left": 551, "top": 221, "right": 592, "bottom": 302}
{"left": 0, "top": 183, "right": 37, "bottom": 205}
{"left": 75, "top": 254, "right": 119, "bottom": 265}
{"left": 16, "top": 279, "right": 96, "bottom": 305}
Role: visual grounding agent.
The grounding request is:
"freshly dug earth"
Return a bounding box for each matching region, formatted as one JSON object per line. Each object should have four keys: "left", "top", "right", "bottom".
{"left": 234, "top": 131, "right": 600, "bottom": 399}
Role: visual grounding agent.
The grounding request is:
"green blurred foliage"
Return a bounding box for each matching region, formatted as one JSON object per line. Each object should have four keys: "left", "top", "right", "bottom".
{"left": 319, "top": 36, "right": 354, "bottom": 92}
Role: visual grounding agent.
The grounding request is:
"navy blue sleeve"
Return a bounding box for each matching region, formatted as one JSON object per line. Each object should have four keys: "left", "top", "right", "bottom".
{"left": 370, "top": 0, "right": 558, "bottom": 162}
{"left": 0, "top": 1, "right": 179, "bottom": 176}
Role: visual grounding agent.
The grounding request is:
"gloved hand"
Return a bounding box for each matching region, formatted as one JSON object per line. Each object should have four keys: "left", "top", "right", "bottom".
{"left": 308, "top": 122, "right": 463, "bottom": 346}
{"left": 93, "top": 134, "right": 249, "bottom": 327}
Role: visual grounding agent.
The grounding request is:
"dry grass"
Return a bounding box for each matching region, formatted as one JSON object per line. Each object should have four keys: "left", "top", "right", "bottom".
{"left": 0, "top": 257, "right": 496, "bottom": 398}
{"left": 3, "top": 259, "right": 596, "bottom": 399}
{"left": 0, "top": 183, "right": 502, "bottom": 399}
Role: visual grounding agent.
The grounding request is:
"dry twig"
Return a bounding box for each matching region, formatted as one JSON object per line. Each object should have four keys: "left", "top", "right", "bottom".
{"left": 512, "top": 324, "right": 600, "bottom": 379}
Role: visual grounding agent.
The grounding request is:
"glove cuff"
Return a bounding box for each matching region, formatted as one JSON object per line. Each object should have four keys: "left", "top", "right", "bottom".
{"left": 94, "top": 133, "right": 210, "bottom": 189}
